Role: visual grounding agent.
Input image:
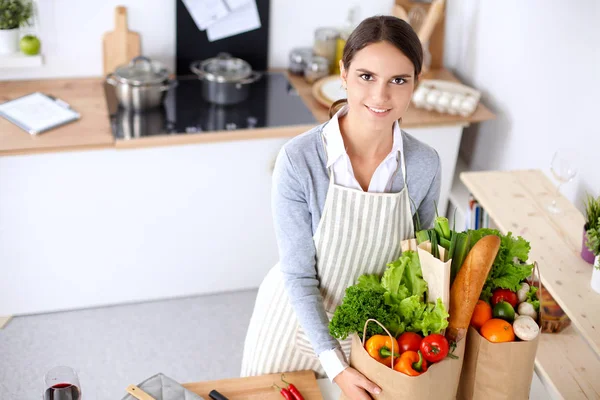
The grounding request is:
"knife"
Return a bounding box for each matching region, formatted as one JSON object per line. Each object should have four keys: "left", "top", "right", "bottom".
{"left": 126, "top": 384, "right": 156, "bottom": 400}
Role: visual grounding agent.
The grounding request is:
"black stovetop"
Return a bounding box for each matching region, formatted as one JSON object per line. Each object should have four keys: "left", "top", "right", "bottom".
{"left": 104, "top": 72, "right": 317, "bottom": 140}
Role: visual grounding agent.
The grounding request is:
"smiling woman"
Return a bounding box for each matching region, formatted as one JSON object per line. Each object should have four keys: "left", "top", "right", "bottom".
{"left": 241, "top": 15, "right": 441, "bottom": 400}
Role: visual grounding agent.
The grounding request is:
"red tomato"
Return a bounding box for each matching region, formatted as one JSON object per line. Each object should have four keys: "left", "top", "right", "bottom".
{"left": 397, "top": 332, "right": 422, "bottom": 353}
{"left": 420, "top": 334, "right": 449, "bottom": 363}
{"left": 491, "top": 288, "right": 518, "bottom": 308}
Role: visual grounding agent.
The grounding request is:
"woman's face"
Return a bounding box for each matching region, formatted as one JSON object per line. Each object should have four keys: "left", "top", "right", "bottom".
{"left": 340, "top": 41, "right": 416, "bottom": 130}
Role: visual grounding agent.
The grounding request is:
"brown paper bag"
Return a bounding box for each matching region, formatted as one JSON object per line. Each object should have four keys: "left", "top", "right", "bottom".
{"left": 456, "top": 326, "right": 539, "bottom": 400}
{"left": 457, "top": 263, "right": 542, "bottom": 400}
{"left": 340, "top": 319, "right": 466, "bottom": 400}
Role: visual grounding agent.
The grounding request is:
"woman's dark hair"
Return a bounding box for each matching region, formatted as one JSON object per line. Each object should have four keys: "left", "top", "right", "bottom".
{"left": 329, "top": 15, "right": 423, "bottom": 117}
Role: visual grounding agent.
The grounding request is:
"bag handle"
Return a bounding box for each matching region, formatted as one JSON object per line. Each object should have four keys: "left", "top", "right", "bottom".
{"left": 362, "top": 319, "right": 397, "bottom": 367}
{"left": 532, "top": 261, "right": 543, "bottom": 324}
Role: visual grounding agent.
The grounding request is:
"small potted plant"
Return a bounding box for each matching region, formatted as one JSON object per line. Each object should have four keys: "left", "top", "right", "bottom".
{"left": 586, "top": 217, "right": 600, "bottom": 293}
{"left": 582, "top": 194, "right": 600, "bottom": 263}
{"left": 0, "top": 0, "right": 33, "bottom": 55}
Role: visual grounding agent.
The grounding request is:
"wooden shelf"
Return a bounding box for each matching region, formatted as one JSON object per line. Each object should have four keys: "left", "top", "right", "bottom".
{"left": 536, "top": 326, "right": 600, "bottom": 399}
{"left": 0, "top": 52, "right": 43, "bottom": 68}
{"left": 461, "top": 169, "right": 600, "bottom": 399}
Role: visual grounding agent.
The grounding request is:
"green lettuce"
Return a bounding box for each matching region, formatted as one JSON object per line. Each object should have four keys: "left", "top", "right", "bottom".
{"left": 329, "top": 250, "right": 448, "bottom": 339}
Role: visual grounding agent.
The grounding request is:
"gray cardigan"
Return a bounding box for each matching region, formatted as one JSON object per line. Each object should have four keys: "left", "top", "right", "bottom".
{"left": 272, "top": 122, "right": 441, "bottom": 356}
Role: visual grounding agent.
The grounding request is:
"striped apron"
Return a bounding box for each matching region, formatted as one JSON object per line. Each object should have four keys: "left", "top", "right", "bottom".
{"left": 240, "top": 138, "right": 414, "bottom": 379}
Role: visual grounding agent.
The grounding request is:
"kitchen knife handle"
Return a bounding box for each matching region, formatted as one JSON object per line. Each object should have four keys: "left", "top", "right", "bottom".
{"left": 209, "top": 389, "right": 230, "bottom": 400}
{"left": 126, "top": 384, "right": 155, "bottom": 400}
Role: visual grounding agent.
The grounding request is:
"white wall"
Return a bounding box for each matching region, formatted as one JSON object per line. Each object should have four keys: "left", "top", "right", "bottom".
{"left": 444, "top": 0, "right": 600, "bottom": 208}
{"left": 0, "top": 0, "right": 395, "bottom": 80}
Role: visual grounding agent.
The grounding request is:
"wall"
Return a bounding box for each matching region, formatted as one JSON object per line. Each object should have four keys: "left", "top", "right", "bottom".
{"left": 444, "top": 0, "right": 600, "bottom": 208}
{"left": 0, "top": 0, "right": 395, "bottom": 80}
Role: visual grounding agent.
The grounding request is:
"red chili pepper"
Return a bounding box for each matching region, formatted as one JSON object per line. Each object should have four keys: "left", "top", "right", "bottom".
{"left": 272, "top": 384, "right": 293, "bottom": 400}
{"left": 281, "top": 374, "right": 305, "bottom": 400}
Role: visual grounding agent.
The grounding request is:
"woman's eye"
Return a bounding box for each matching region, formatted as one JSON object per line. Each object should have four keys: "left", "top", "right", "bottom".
{"left": 392, "top": 77, "right": 406, "bottom": 85}
{"left": 360, "top": 74, "right": 373, "bottom": 81}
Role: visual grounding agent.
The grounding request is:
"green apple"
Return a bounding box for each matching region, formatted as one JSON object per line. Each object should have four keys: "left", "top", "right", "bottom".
{"left": 20, "top": 35, "right": 41, "bottom": 56}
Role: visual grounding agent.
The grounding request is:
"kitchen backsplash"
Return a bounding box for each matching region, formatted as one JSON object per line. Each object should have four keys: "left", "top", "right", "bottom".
{"left": 0, "top": 0, "right": 395, "bottom": 81}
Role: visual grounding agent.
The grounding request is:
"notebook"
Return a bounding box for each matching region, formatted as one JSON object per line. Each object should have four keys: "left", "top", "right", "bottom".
{"left": 0, "top": 92, "right": 80, "bottom": 135}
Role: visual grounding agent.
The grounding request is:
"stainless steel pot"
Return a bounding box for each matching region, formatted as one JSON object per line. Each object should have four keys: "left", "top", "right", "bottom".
{"left": 107, "top": 56, "right": 176, "bottom": 111}
{"left": 190, "top": 53, "right": 261, "bottom": 105}
{"left": 117, "top": 107, "right": 170, "bottom": 139}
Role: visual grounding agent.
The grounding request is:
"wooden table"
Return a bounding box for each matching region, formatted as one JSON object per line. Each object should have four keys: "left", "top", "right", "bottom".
{"left": 183, "top": 370, "right": 323, "bottom": 399}
{"left": 461, "top": 169, "right": 600, "bottom": 399}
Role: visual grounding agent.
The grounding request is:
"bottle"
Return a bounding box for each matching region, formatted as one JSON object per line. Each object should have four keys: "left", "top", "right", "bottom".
{"left": 334, "top": 6, "right": 359, "bottom": 75}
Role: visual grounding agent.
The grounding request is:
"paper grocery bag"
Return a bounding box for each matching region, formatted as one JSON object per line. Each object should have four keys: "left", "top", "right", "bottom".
{"left": 340, "top": 319, "right": 465, "bottom": 400}
{"left": 457, "top": 263, "right": 542, "bottom": 400}
{"left": 457, "top": 326, "right": 540, "bottom": 400}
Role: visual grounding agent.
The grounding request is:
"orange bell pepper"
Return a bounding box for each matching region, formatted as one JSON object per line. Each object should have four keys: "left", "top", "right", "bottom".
{"left": 393, "top": 350, "right": 428, "bottom": 376}
{"left": 365, "top": 335, "right": 400, "bottom": 368}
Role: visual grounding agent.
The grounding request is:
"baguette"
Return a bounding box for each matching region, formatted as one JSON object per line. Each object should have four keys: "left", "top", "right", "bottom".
{"left": 446, "top": 234, "right": 501, "bottom": 343}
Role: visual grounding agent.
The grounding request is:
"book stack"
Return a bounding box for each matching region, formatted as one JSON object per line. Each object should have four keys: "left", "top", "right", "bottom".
{"left": 466, "top": 195, "right": 490, "bottom": 230}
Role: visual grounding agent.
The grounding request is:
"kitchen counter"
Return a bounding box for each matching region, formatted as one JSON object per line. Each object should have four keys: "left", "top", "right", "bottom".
{"left": 0, "top": 78, "right": 114, "bottom": 156}
{"left": 0, "top": 68, "right": 495, "bottom": 157}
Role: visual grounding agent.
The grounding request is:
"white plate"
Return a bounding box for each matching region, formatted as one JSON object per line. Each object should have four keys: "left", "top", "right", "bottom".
{"left": 320, "top": 77, "right": 346, "bottom": 103}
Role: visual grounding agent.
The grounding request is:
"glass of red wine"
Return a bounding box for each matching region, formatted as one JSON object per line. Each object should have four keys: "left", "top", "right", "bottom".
{"left": 43, "top": 366, "right": 81, "bottom": 400}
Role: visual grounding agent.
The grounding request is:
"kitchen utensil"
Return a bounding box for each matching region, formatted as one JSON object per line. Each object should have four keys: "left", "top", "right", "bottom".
{"left": 288, "top": 48, "right": 313, "bottom": 75}
{"left": 126, "top": 385, "right": 155, "bottom": 400}
{"left": 106, "top": 56, "right": 175, "bottom": 111}
{"left": 417, "top": 0, "right": 445, "bottom": 44}
{"left": 102, "top": 6, "right": 141, "bottom": 75}
{"left": 303, "top": 56, "right": 330, "bottom": 84}
{"left": 117, "top": 106, "right": 172, "bottom": 139}
{"left": 121, "top": 373, "right": 205, "bottom": 400}
{"left": 208, "top": 390, "right": 230, "bottom": 400}
{"left": 392, "top": 4, "right": 409, "bottom": 21}
{"left": 408, "top": 5, "right": 427, "bottom": 33}
{"left": 311, "top": 75, "right": 345, "bottom": 108}
{"left": 190, "top": 53, "right": 261, "bottom": 105}
{"left": 411, "top": 79, "right": 481, "bottom": 116}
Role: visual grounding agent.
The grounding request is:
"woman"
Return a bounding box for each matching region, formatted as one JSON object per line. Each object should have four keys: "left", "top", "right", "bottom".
{"left": 241, "top": 15, "right": 441, "bottom": 399}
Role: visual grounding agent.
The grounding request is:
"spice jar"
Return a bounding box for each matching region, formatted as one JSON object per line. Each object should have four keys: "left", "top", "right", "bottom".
{"left": 288, "top": 47, "right": 313, "bottom": 76}
{"left": 313, "top": 27, "right": 339, "bottom": 74}
{"left": 304, "top": 56, "right": 330, "bottom": 84}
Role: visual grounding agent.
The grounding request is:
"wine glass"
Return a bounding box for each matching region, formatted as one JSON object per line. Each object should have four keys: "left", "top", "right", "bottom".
{"left": 43, "top": 366, "right": 81, "bottom": 400}
{"left": 548, "top": 149, "right": 578, "bottom": 214}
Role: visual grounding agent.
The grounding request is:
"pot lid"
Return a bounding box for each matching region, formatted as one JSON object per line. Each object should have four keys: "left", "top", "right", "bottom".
{"left": 113, "top": 56, "right": 170, "bottom": 86}
{"left": 198, "top": 53, "right": 252, "bottom": 83}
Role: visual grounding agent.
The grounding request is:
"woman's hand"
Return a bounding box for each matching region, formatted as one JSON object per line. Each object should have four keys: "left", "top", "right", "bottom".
{"left": 333, "top": 367, "right": 382, "bottom": 400}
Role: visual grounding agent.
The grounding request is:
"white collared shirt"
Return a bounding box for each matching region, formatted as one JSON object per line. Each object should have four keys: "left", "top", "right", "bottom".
{"left": 322, "top": 105, "right": 404, "bottom": 193}
{"left": 318, "top": 105, "right": 404, "bottom": 381}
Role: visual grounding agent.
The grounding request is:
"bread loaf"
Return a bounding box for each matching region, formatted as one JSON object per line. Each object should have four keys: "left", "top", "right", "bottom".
{"left": 446, "top": 234, "right": 501, "bottom": 343}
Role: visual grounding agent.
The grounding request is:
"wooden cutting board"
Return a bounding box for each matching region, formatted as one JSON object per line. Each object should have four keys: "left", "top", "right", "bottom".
{"left": 182, "top": 370, "right": 323, "bottom": 400}
{"left": 102, "top": 6, "right": 141, "bottom": 75}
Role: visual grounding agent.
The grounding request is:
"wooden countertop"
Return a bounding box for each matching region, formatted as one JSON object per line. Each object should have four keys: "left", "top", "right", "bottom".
{"left": 0, "top": 78, "right": 115, "bottom": 156}
{"left": 461, "top": 169, "right": 600, "bottom": 399}
{"left": 0, "top": 68, "right": 495, "bottom": 157}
